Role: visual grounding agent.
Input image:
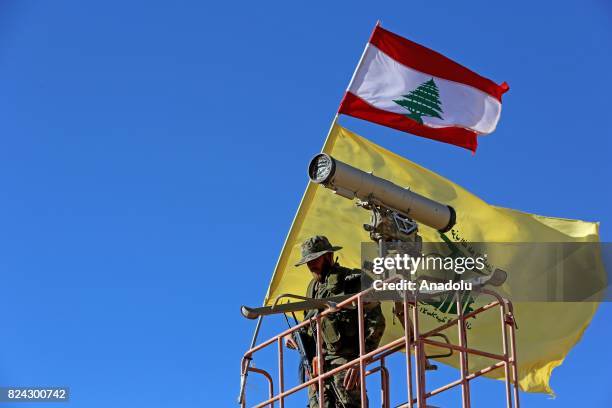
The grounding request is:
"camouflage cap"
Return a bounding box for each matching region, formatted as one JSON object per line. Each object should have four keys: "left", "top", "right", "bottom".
{"left": 294, "top": 235, "right": 342, "bottom": 266}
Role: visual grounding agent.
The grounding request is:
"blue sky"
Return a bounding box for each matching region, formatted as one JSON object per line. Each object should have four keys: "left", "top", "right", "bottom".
{"left": 0, "top": 1, "right": 611, "bottom": 407}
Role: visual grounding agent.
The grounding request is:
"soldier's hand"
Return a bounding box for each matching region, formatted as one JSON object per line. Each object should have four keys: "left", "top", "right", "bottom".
{"left": 343, "top": 367, "right": 361, "bottom": 390}
{"left": 284, "top": 334, "right": 298, "bottom": 350}
{"left": 311, "top": 357, "right": 319, "bottom": 377}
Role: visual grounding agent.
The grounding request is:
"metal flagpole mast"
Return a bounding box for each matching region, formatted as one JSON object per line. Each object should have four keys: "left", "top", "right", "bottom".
{"left": 321, "top": 20, "right": 380, "bottom": 152}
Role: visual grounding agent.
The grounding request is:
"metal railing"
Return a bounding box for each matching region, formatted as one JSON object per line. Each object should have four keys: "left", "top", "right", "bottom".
{"left": 240, "top": 284, "right": 519, "bottom": 408}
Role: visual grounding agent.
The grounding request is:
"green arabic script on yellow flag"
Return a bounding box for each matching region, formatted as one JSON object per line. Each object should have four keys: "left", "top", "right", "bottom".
{"left": 264, "top": 123, "right": 602, "bottom": 394}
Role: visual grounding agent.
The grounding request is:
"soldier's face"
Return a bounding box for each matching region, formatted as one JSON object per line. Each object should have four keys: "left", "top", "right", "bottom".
{"left": 307, "top": 253, "right": 332, "bottom": 282}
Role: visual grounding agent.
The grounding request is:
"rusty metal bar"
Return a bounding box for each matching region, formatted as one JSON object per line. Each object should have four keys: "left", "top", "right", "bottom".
{"left": 456, "top": 293, "right": 470, "bottom": 407}
{"left": 466, "top": 361, "right": 506, "bottom": 381}
{"left": 432, "top": 360, "right": 507, "bottom": 398}
{"left": 499, "top": 299, "right": 512, "bottom": 408}
{"left": 380, "top": 360, "right": 391, "bottom": 408}
{"left": 277, "top": 337, "right": 284, "bottom": 408}
{"left": 245, "top": 367, "right": 275, "bottom": 408}
{"left": 368, "top": 339, "right": 405, "bottom": 362}
{"left": 403, "top": 290, "right": 413, "bottom": 408}
{"left": 420, "top": 339, "right": 508, "bottom": 363}
{"left": 316, "top": 315, "right": 325, "bottom": 408}
{"left": 365, "top": 366, "right": 390, "bottom": 408}
{"left": 506, "top": 300, "right": 520, "bottom": 408}
{"left": 357, "top": 294, "right": 368, "bottom": 406}
{"left": 379, "top": 357, "right": 388, "bottom": 407}
{"left": 411, "top": 291, "right": 427, "bottom": 407}
{"left": 381, "top": 365, "right": 391, "bottom": 408}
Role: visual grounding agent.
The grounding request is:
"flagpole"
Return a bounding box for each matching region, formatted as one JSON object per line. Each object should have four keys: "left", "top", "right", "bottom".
{"left": 321, "top": 20, "right": 380, "bottom": 152}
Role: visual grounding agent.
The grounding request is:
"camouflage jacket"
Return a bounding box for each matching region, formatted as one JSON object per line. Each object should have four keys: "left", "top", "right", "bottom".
{"left": 302, "top": 263, "right": 386, "bottom": 360}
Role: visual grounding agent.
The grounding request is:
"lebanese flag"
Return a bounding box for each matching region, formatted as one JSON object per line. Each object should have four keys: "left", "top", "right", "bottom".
{"left": 338, "top": 25, "right": 509, "bottom": 152}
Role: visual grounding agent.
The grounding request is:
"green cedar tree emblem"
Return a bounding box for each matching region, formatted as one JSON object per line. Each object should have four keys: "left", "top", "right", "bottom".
{"left": 393, "top": 78, "right": 443, "bottom": 124}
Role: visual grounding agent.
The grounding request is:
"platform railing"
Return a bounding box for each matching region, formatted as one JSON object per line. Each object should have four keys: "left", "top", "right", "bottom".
{"left": 240, "top": 283, "right": 519, "bottom": 408}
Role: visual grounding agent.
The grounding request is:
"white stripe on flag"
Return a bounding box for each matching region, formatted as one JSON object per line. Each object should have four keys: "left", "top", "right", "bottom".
{"left": 349, "top": 45, "right": 502, "bottom": 134}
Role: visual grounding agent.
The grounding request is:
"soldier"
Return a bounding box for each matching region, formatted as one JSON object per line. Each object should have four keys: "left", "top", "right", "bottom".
{"left": 286, "top": 235, "right": 386, "bottom": 408}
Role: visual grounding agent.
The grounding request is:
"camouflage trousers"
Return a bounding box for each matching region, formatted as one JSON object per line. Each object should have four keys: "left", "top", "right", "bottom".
{"left": 307, "top": 356, "right": 365, "bottom": 408}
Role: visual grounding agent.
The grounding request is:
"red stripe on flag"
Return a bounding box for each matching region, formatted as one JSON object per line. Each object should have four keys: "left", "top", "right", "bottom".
{"left": 371, "top": 26, "right": 509, "bottom": 102}
{"left": 339, "top": 92, "right": 478, "bottom": 152}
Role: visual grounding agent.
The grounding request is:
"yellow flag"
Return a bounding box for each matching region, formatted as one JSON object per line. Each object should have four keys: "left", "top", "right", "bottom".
{"left": 264, "top": 123, "right": 602, "bottom": 394}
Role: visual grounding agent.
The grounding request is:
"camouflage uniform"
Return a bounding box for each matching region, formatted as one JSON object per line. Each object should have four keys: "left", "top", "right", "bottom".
{"left": 295, "top": 236, "right": 386, "bottom": 408}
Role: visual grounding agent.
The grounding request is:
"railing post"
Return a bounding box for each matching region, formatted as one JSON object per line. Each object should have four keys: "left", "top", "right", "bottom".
{"left": 316, "top": 315, "right": 325, "bottom": 408}
{"left": 499, "top": 301, "right": 512, "bottom": 408}
{"left": 357, "top": 293, "right": 368, "bottom": 406}
{"left": 379, "top": 359, "right": 390, "bottom": 408}
{"left": 277, "top": 337, "right": 284, "bottom": 408}
{"left": 412, "top": 291, "right": 426, "bottom": 407}
{"left": 456, "top": 292, "right": 471, "bottom": 407}
{"left": 506, "top": 300, "right": 520, "bottom": 408}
